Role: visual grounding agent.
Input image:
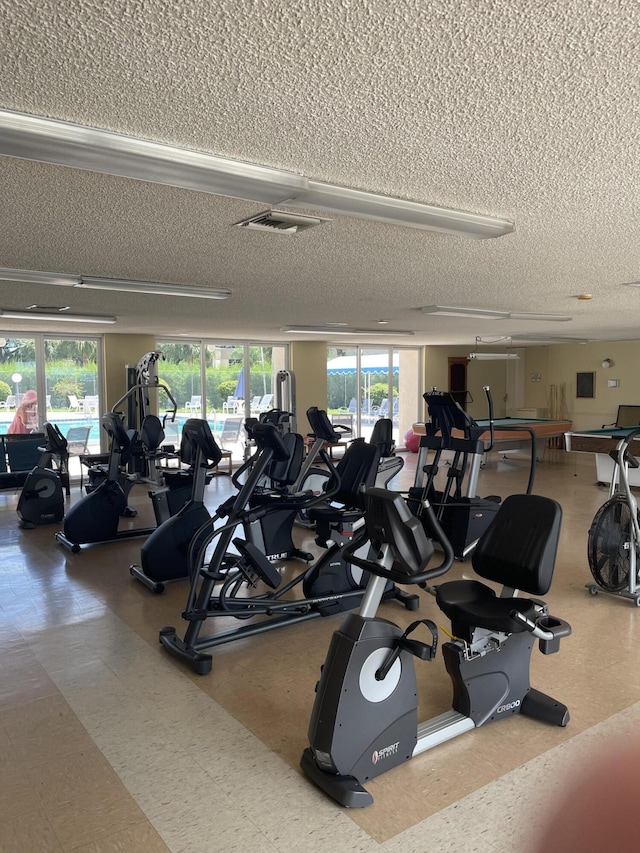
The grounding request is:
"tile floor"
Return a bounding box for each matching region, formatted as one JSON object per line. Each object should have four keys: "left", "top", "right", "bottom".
{"left": 1, "top": 446, "right": 639, "bottom": 852}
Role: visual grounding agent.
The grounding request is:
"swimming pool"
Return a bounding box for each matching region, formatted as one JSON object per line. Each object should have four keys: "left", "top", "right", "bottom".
{"left": 58, "top": 415, "right": 224, "bottom": 442}
{"left": 0, "top": 414, "right": 225, "bottom": 444}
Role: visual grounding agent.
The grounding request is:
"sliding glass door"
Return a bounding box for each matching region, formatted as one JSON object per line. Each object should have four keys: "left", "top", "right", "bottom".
{"left": 158, "top": 339, "right": 289, "bottom": 464}
{"left": 0, "top": 334, "right": 102, "bottom": 480}
{"left": 327, "top": 345, "right": 421, "bottom": 447}
{"left": 0, "top": 336, "right": 37, "bottom": 433}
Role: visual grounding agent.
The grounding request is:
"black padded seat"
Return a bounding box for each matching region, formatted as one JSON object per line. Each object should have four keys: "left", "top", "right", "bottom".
{"left": 435, "top": 494, "right": 562, "bottom": 639}
{"left": 307, "top": 439, "right": 381, "bottom": 541}
{"left": 436, "top": 581, "right": 539, "bottom": 635}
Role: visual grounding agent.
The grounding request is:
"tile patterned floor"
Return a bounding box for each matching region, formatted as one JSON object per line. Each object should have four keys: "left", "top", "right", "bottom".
{"left": 1, "top": 447, "right": 638, "bottom": 851}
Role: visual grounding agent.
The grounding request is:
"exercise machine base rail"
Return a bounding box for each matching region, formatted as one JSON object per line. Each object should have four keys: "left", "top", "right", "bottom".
{"left": 55, "top": 525, "right": 157, "bottom": 554}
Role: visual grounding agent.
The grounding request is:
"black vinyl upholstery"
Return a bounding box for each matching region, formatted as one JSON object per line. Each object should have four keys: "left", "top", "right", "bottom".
{"left": 436, "top": 494, "right": 562, "bottom": 638}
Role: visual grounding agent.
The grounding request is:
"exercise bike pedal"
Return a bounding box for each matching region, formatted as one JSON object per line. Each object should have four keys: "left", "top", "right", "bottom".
{"left": 400, "top": 619, "right": 439, "bottom": 661}
{"left": 376, "top": 619, "right": 438, "bottom": 680}
{"left": 401, "top": 638, "right": 437, "bottom": 661}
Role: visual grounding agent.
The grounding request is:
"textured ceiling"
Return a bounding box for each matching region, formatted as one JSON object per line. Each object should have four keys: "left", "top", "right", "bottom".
{"left": 0, "top": 0, "right": 638, "bottom": 345}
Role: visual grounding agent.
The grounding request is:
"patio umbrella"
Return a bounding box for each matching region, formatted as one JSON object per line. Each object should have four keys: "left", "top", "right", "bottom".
{"left": 233, "top": 367, "right": 245, "bottom": 399}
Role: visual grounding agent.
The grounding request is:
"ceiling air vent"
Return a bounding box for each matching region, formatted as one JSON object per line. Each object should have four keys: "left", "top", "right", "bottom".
{"left": 235, "top": 210, "right": 329, "bottom": 234}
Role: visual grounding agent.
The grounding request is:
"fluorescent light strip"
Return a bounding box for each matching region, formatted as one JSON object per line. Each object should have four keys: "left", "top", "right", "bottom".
{"left": 281, "top": 325, "right": 414, "bottom": 337}
{"left": 78, "top": 277, "right": 231, "bottom": 299}
{"left": 511, "top": 335, "right": 589, "bottom": 344}
{"left": 0, "top": 267, "right": 79, "bottom": 286}
{"left": 0, "top": 110, "right": 307, "bottom": 205}
{"left": 0, "top": 268, "right": 230, "bottom": 299}
{"left": 469, "top": 352, "right": 519, "bottom": 360}
{"left": 0, "top": 309, "right": 116, "bottom": 324}
{"left": 508, "top": 312, "right": 572, "bottom": 322}
{"left": 287, "top": 182, "right": 514, "bottom": 239}
{"left": 0, "top": 110, "right": 514, "bottom": 239}
{"left": 422, "top": 305, "right": 573, "bottom": 322}
{"left": 422, "top": 305, "right": 509, "bottom": 319}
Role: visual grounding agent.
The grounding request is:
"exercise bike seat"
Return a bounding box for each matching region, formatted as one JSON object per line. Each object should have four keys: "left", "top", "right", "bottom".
{"left": 436, "top": 580, "right": 541, "bottom": 635}
{"left": 435, "top": 494, "right": 562, "bottom": 639}
{"left": 307, "top": 439, "right": 381, "bottom": 539}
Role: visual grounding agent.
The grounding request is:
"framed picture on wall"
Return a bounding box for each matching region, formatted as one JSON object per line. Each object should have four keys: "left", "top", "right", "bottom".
{"left": 576, "top": 372, "right": 595, "bottom": 399}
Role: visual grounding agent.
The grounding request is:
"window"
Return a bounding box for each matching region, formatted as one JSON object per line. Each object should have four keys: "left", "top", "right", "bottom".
{"left": 327, "top": 345, "right": 421, "bottom": 447}
{"left": 158, "top": 339, "right": 289, "bottom": 464}
{"left": 0, "top": 334, "right": 102, "bottom": 479}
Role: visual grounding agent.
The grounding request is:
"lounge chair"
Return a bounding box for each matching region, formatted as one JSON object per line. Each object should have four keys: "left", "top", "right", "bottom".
{"left": 66, "top": 425, "right": 91, "bottom": 455}
{"left": 223, "top": 396, "right": 242, "bottom": 414}
{"left": 216, "top": 416, "right": 244, "bottom": 474}
{"left": 255, "top": 393, "right": 273, "bottom": 413}
{"left": 83, "top": 395, "right": 100, "bottom": 416}
{"left": 185, "top": 396, "right": 202, "bottom": 414}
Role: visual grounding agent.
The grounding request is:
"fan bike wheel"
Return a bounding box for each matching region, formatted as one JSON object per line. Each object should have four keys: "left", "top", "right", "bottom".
{"left": 588, "top": 495, "right": 639, "bottom": 592}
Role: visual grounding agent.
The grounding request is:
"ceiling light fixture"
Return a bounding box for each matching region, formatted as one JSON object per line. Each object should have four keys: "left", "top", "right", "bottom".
{"left": 287, "top": 182, "right": 514, "bottom": 239}
{"left": 508, "top": 312, "right": 572, "bottom": 322}
{"left": 422, "top": 306, "right": 509, "bottom": 319}
{"left": 77, "top": 277, "right": 231, "bottom": 299}
{"left": 0, "top": 268, "right": 79, "bottom": 286}
{"left": 0, "top": 267, "right": 231, "bottom": 299}
{"left": 0, "top": 309, "right": 116, "bottom": 324}
{"left": 469, "top": 352, "right": 520, "bottom": 360}
{"left": 281, "top": 325, "right": 415, "bottom": 337}
{"left": 0, "top": 110, "right": 514, "bottom": 239}
{"left": 0, "top": 110, "right": 307, "bottom": 205}
{"left": 510, "top": 334, "right": 589, "bottom": 345}
{"left": 422, "top": 305, "right": 573, "bottom": 322}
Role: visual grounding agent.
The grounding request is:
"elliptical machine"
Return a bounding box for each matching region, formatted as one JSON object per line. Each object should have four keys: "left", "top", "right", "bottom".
{"left": 130, "top": 408, "right": 350, "bottom": 593}
{"left": 159, "top": 424, "right": 418, "bottom": 676}
{"left": 301, "top": 487, "right": 572, "bottom": 808}
{"left": 409, "top": 388, "right": 535, "bottom": 559}
{"left": 17, "top": 422, "right": 68, "bottom": 528}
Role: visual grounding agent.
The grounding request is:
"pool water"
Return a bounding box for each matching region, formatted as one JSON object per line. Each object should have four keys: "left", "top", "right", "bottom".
{"left": 53, "top": 415, "right": 222, "bottom": 443}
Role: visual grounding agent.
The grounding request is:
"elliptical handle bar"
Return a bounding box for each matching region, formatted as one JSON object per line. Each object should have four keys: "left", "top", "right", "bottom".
{"left": 342, "top": 497, "right": 454, "bottom": 587}
{"left": 242, "top": 448, "right": 342, "bottom": 521}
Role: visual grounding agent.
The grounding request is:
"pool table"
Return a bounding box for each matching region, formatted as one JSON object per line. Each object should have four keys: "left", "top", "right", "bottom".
{"left": 564, "top": 426, "right": 640, "bottom": 485}
{"left": 413, "top": 416, "right": 572, "bottom": 456}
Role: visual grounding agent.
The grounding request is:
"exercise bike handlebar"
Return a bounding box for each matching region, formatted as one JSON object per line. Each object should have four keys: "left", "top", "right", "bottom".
{"left": 342, "top": 497, "right": 454, "bottom": 587}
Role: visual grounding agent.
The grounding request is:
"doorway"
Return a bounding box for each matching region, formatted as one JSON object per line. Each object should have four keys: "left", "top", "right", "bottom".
{"left": 448, "top": 358, "right": 469, "bottom": 410}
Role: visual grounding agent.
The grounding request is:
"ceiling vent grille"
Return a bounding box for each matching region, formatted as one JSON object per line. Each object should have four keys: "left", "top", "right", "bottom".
{"left": 235, "top": 210, "right": 329, "bottom": 234}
